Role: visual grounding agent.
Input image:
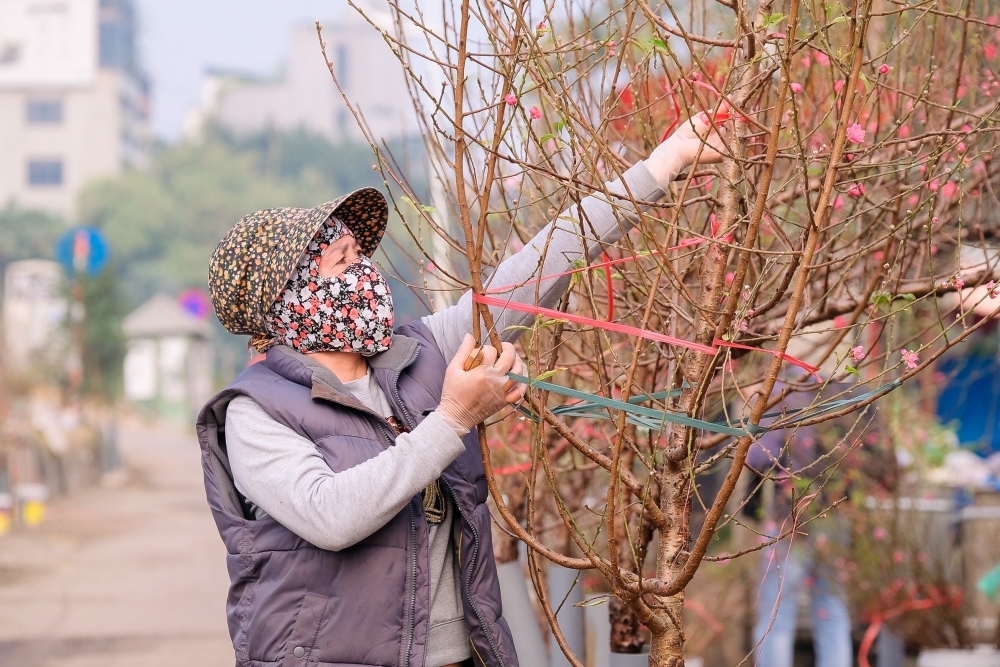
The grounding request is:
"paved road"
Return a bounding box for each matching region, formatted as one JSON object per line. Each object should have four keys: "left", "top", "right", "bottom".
{"left": 0, "top": 417, "right": 234, "bottom": 667}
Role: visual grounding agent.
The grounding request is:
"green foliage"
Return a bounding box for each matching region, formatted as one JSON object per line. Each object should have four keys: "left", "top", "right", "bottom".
{"left": 0, "top": 206, "right": 124, "bottom": 398}
{"left": 869, "top": 289, "right": 916, "bottom": 312}
{"left": 763, "top": 12, "right": 785, "bottom": 28}
{"left": 0, "top": 205, "right": 64, "bottom": 267}
{"left": 78, "top": 139, "right": 313, "bottom": 304}
{"left": 75, "top": 128, "right": 430, "bottom": 382}
{"left": 0, "top": 128, "right": 432, "bottom": 391}
{"left": 79, "top": 127, "right": 428, "bottom": 301}
{"left": 80, "top": 267, "right": 128, "bottom": 399}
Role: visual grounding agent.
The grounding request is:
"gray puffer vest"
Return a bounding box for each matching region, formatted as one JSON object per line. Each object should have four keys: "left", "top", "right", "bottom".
{"left": 196, "top": 320, "right": 518, "bottom": 667}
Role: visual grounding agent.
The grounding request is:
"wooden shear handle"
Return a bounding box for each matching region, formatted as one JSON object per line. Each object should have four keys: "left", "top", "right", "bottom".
{"left": 464, "top": 346, "right": 519, "bottom": 394}
{"left": 462, "top": 347, "right": 485, "bottom": 371}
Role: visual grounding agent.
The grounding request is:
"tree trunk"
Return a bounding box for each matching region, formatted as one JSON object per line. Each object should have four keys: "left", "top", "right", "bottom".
{"left": 610, "top": 596, "right": 646, "bottom": 654}
{"left": 647, "top": 93, "right": 749, "bottom": 667}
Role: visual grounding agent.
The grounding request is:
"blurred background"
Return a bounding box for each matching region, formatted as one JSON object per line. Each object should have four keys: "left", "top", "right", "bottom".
{"left": 1, "top": 2, "right": 1000, "bottom": 667}
{"left": 0, "top": 1, "right": 432, "bottom": 665}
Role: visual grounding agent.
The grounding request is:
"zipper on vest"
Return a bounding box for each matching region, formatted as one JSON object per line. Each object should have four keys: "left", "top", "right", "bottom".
{"left": 386, "top": 353, "right": 505, "bottom": 666}
{"left": 388, "top": 347, "right": 420, "bottom": 431}
{"left": 389, "top": 345, "right": 421, "bottom": 667}
{"left": 374, "top": 421, "right": 394, "bottom": 449}
{"left": 402, "top": 501, "right": 418, "bottom": 667}
{"left": 440, "top": 476, "right": 506, "bottom": 667}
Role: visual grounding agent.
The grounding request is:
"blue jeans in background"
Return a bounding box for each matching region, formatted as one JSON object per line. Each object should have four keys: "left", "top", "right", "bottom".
{"left": 752, "top": 540, "right": 853, "bottom": 667}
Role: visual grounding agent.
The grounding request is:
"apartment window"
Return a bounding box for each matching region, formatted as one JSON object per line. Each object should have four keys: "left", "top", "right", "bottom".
{"left": 27, "top": 160, "right": 63, "bottom": 186}
{"left": 26, "top": 100, "right": 63, "bottom": 124}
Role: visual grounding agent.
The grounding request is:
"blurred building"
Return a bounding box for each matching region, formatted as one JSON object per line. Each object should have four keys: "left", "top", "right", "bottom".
{"left": 0, "top": 0, "right": 149, "bottom": 217}
{"left": 122, "top": 294, "right": 214, "bottom": 424}
{"left": 186, "top": 5, "right": 416, "bottom": 143}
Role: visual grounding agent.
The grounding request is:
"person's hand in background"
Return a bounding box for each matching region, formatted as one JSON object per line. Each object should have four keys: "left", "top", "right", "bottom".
{"left": 645, "top": 112, "right": 728, "bottom": 188}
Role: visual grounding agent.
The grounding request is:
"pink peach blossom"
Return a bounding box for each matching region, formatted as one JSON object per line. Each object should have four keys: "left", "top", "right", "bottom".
{"left": 529, "top": 105, "right": 542, "bottom": 120}
{"left": 850, "top": 345, "right": 866, "bottom": 362}
{"left": 504, "top": 93, "right": 517, "bottom": 105}
{"left": 901, "top": 349, "right": 919, "bottom": 369}
{"left": 846, "top": 123, "right": 866, "bottom": 143}
{"left": 790, "top": 82, "right": 802, "bottom": 94}
{"left": 847, "top": 183, "right": 865, "bottom": 197}
{"left": 878, "top": 63, "right": 890, "bottom": 75}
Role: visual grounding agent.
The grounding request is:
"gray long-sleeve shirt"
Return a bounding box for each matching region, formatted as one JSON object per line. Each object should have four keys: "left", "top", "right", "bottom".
{"left": 225, "top": 160, "right": 670, "bottom": 666}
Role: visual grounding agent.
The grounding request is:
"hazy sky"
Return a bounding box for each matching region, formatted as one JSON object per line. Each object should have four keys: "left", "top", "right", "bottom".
{"left": 136, "top": 0, "right": 345, "bottom": 141}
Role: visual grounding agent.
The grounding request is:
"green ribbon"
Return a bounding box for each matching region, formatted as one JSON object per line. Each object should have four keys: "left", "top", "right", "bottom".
{"left": 508, "top": 373, "right": 902, "bottom": 438}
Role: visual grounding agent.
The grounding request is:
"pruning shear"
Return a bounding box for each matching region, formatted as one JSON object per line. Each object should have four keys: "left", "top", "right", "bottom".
{"left": 460, "top": 312, "right": 525, "bottom": 397}
{"left": 462, "top": 308, "right": 503, "bottom": 371}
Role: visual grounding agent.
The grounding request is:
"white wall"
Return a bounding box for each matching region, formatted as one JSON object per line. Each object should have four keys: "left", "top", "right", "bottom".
{"left": 0, "top": 0, "right": 99, "bottom": 88}
{"left": 2, "top": 259, "right": 67, "bottom": 371}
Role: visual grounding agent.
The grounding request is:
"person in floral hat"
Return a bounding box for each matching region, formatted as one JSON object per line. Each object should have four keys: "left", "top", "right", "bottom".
{"left": 196, "top": 115, "right": 724, "bottom": 667}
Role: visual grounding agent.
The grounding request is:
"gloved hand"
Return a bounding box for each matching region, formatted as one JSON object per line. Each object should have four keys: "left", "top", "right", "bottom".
{"left": 646, "top": 112, "right": 727, "bottom": 188}
{"left": 436, "top": 334, "right": 526, "bottom": 434}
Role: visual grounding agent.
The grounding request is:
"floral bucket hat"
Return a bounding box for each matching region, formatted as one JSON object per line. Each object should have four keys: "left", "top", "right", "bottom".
{"left": 208, "top": 187, "right": 389, "bottom": 350}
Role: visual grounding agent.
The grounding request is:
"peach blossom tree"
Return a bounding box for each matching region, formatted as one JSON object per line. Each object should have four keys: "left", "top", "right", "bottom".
{"left": 319, "top": 0, "right": 1000, "bottom": 663}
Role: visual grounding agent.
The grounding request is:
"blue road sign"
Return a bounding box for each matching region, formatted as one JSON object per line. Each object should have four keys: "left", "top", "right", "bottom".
{"left": 55, "top": 227, "right": 109, "bottom": 277}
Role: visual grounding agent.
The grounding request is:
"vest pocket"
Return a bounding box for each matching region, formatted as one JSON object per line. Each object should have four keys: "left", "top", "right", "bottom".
{"left": 280, "top": 592, "right": 330, "bottom": 667}
{"left": 234, "top": 578, "right": 257, "bottom": 665}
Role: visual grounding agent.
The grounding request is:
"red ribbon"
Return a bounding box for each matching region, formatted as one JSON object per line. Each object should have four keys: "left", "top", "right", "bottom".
{"left": 473, "top": 293, "right": 820, "bottom": 376}
{"left": 484, "top": 238, "right": 706, "bottom": 296}
{"left": 601, "top": 252, "right": 615, "bottom": 321}
{"left": 473, "top": 293, "right": 719, "bottom": 355}
{"left": 493, "top": 462, "right": 533, "bottom": 476}
{"left": 713, "top": 338, "right": 822, "bottom": 380}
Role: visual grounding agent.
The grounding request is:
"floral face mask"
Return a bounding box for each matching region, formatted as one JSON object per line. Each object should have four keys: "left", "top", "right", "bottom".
{"left": 265, "top": 217, "right": 394, "bottom": 356}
